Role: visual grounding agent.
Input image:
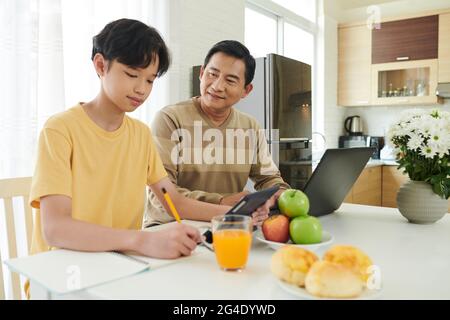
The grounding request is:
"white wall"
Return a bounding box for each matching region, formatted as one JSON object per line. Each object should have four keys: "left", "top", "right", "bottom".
{"left": 317, "top": 11, "right": 347, "bottom": 148}
{"left": 344, "top": 101, "right": 450, "bottom": 138}
{"left": 165, "top": 0, "right": 245, "bottom": 105}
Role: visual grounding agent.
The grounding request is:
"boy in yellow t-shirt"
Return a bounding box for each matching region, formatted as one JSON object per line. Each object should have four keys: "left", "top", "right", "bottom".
{"left": 28, "top": 19, "right": 232, "bottom": 283}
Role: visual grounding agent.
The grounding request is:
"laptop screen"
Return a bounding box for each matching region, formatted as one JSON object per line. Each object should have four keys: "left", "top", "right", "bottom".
{"left": 303, "top": 147, "right": 375, "bottom": 217}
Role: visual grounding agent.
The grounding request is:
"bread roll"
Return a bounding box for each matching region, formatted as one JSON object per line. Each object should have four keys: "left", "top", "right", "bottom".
{"left": 323, "top": 245, "right": 373, "bottom": 282}
{"left": 271, "top": 245, "right": 318, "bottom": 287}
{"left": 305, "top": 260, "right": 364, "bottom": 298}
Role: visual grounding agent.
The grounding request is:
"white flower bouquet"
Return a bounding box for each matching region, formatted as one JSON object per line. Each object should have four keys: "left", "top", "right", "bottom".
{"left": 387, "top": 109, "right": 450, "bottom": 199}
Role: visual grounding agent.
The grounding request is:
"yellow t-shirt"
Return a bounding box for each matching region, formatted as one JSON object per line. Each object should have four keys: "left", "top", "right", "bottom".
{"left": 29, "top": 103, "right": 168, "bottom": 255}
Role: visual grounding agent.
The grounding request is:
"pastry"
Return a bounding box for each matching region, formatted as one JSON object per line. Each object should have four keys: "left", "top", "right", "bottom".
{"left": 270, "top": 245, "right": 318, "bottom": 287}
{"left": 323, "top": 245, "right": 373, "bottom": 282}
{"left": 305, "top": 260, "right": 365, "bottom": 298}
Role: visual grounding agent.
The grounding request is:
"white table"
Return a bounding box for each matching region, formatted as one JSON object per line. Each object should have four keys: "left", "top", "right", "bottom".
{"left": 30, "top": 204, "right": 450, "bottom": 299}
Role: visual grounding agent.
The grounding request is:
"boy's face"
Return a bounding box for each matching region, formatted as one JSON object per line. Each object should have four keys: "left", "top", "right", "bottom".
{"left": 95, "top": 54, "right": 159, "bottom": 112}
{"left": 199, "top": 52, "right": 252, "bottom": 111}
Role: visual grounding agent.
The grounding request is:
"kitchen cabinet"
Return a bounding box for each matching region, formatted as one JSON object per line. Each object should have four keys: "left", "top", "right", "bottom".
{"left": 344, "top": 166, "right": 382, "bottom": 206}
{"left": 338, "top": 13, "right": 448, "bottom": 107}
{"left": 372, "top": 15, "right": 438, "bottom": 64}
{"left": 343, "top": 188, "right": 353, "bottom": 203}
{"left": 371, "top": 59, "right": 438, "bottom": 105}
{"left": 353, "top": 166, "right": 382, "bottom": 206}
{"left": 338, "top": 25, "right": 372, "bottom": 106}
{"left": 344, "top": 165, "right": 402, "bottom": 207}
{"left": 439, "top": 13, "right": 450, "bottom": 82}
{"left": 345, "top": 165, "right": 450, "bottom": 212}
{"left": 381, "top": 166, "right": 408, "bottom": 207}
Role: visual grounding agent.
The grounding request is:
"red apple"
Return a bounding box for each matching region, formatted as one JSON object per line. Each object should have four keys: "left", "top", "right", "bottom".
{"left": 262, "top": 214, "right": 290, "bottom": 243}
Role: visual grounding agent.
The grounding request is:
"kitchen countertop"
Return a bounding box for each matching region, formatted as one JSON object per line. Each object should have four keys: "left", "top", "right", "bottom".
{"left": 366, "top": 159, "right": 398, "bottom": 168}
{"left": 311, "top": 159, "right": 399, "bottom": 170}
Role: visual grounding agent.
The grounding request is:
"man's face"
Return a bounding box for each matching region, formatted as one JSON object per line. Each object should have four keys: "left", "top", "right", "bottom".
{"left": 98, "top": 55, "right": 159, "bottom": 113}
{"left": 199, "top": 52, "right": 252, "bottom": 111}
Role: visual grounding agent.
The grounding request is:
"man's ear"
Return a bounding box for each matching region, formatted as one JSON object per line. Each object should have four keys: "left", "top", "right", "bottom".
{"left": 241, "top": 83, "right": 253, "bottom": 99}
{"left": 199, "top": 65, "right": 205, "bottom": 80}
{"left": 92, "top": 53, "right": 108, "bottom": 77}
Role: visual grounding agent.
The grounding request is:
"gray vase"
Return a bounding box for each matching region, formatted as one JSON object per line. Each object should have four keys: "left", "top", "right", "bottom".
{"left": 397, "top": 180, "right": 448, "bottom": 224}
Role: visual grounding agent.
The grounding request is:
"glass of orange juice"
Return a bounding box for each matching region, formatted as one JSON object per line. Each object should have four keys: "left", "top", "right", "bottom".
{"left": 211, "top": 215, "right": 253, "bottom": 272}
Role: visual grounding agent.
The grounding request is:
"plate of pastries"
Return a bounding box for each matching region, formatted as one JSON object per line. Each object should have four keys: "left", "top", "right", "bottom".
{"left": 271, "top": 244, "right": 382, "bottom": 299}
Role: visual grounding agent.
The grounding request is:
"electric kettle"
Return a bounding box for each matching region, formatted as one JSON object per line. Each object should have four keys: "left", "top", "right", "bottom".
{"left": 344, "top": 115, "right": 363, "bottom": 135}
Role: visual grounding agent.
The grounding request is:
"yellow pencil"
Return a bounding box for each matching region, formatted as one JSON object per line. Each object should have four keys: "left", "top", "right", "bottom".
{"left": 162, "top": 188, "right": 182, "bottom": 223}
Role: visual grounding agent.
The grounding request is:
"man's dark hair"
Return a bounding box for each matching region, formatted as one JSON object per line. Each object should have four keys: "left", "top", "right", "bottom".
{"left": 92, "top": 18, "right": 170, "bottom": 77}
{"left": 203, "top": 40, "right": 256, "bottom": 86}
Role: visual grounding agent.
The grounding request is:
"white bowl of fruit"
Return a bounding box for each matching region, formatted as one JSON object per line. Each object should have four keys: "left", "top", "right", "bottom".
{"left": 256, "top": 189, "right": 334, "bottom": 252}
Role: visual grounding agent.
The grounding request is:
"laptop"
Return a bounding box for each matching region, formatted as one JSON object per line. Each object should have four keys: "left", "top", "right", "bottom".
{"left": 301, "top": 147, "right": 375, "bottom": 217}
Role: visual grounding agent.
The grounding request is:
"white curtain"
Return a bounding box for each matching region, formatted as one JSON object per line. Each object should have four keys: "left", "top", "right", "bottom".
{"left": 0, "top": 0, "right": 171, "bottom": 179}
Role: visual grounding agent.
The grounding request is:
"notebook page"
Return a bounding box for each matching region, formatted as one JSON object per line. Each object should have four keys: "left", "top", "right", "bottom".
{"left": 123, "top": 245, "right": 211, "bottom": 269}
{"left": 5, "top": 249, "right": 148, "bottom": 294}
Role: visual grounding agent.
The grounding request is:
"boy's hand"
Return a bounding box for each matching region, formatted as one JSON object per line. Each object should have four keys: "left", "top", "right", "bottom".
{"left": 137, "top": 223, "right": 202, "bottom": 259}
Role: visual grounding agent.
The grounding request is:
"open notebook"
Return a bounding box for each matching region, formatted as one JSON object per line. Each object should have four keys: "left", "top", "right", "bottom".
{"left": 5, "top": 220, "right": 211, "bottom": 295}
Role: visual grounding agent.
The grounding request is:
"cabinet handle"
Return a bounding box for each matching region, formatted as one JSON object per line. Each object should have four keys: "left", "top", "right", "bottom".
{"left": 357, "top": 100, "right": 369, "bottom": 104}
{"left": 396, "top": 56, "right": 409, "bottom": 61}
{"left": 396, "top": 99, "right": 410, "bottom": 103}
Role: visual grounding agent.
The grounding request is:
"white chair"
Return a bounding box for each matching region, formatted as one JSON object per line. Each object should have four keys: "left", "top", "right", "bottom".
{"left": 0, "top": 177, "right": 33, "bottom": 300}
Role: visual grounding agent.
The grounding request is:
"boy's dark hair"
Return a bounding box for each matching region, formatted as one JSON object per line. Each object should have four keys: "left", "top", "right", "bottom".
{"left": 203, "top": 40, "right": 256, "bottom": 86}
{"left": 92, "top": 18, "right": 170, "bottom": 77}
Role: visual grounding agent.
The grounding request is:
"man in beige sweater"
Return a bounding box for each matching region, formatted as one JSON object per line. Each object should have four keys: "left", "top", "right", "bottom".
{"left": 145, "top": 40, "right": 289, "bottom": 226}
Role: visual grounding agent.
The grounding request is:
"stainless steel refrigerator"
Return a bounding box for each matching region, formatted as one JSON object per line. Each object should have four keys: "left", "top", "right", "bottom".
{"left": 192, "top": 53, "right": 312, "bottom": 189}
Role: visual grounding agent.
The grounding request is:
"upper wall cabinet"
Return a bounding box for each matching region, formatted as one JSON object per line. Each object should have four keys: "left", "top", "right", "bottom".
{"left": 439, "top": 13, "right": 450, "bottom": 82}
{"left": 372, "top": 15, "right": 438, "bottom": 64}
{"left": 371, "top": 59, "right": 438, "bottom": 105}
{"left": 338, "top": 25, "right": 372, "bottom": 106}
{"left": 338, "top": 13, "right": 447, "bottom": 107}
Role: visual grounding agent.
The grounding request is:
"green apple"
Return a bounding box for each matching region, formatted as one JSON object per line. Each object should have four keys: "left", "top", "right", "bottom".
{"left": 289, "top": 215, "right": 322, "bottom": 244}
{"left": 277, "top": 189, "right": 310, "bottom": 218}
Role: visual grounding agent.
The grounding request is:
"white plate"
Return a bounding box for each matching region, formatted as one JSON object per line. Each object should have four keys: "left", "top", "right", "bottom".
{"left": 255, "top": 229, "right": 333, "bottom": 251}
{"left": 277, "top": 279, "right": 382, "bottom": 300}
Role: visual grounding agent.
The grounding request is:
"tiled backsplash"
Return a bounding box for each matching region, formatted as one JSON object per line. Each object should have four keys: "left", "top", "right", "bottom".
{"left": 343, "top": 100, "right": 450, "bottom": 138}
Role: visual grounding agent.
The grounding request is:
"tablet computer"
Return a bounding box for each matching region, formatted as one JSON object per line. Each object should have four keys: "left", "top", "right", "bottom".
{"left": 225, "top": 185, "right": 280, "bottom": 216}
{"left": 202, "top": 185, "right": 280, "bottom": 244}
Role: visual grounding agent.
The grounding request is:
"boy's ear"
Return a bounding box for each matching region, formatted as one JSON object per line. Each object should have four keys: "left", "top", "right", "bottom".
{"left": 92, "top": 53, "right": 108, "bottom": 77}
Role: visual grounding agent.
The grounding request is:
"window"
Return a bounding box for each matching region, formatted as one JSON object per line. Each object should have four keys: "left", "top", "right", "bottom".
{"left": 0, "top": 0, "right": 168, "bottom": 180}
{"left": 244, "top": 7, "right": 277, "bottom": 58}
{"left": 283, "top": 21, "right": 314, "bottom": 65}
{"left": 244, "top": 1, "right": 316, "bottom": 62}
{"left": 245, "top": 0, "right": 323, "bottom": 156}
{"left": 272, "top": 0, "right": 316, "bottom": 22}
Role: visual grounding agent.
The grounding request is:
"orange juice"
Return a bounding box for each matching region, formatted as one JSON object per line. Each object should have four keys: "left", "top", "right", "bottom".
{"left": 213, "top": 229, "right": 252, "bottom": 270}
